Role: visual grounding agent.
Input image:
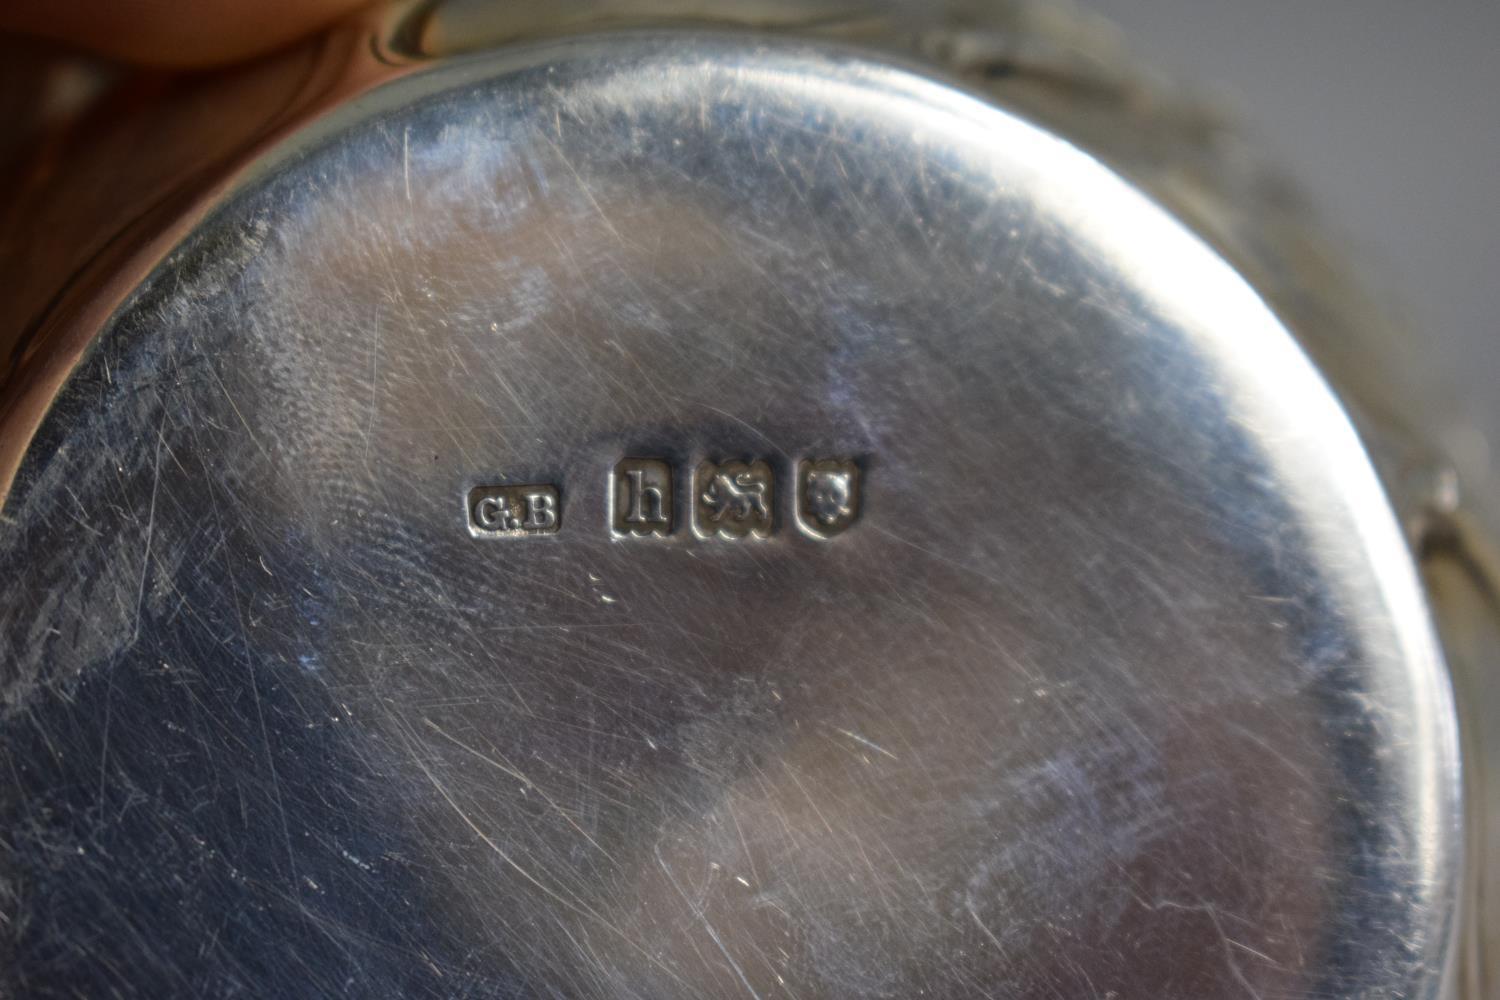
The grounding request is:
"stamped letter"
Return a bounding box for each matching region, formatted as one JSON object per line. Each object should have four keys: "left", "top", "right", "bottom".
{"left": 612, "top": 458, "right": 673, "bottom": 537}
{"left": 467, "top": 484, "right": 561, "bottom": 537}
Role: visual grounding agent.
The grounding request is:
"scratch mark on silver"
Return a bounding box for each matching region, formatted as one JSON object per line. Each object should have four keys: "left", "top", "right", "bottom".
{"left": 131, "top": 417, "right": 167, "bottom": 644}
{"left": 423, "top": 718, "right": 617, "bottom": 862}
{"left": 832, "top": 726, "right": 897, "bottom": 761}
{"left": 402, "top": 125, "right": 412, "bottom": 203}
{"left": 655, "top": 843, "right": 765, "bottom": 1000}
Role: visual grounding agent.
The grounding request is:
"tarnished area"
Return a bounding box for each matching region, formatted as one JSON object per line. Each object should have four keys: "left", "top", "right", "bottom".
{"left": 0, "top": 36, "right": 1460, "bottom": 997}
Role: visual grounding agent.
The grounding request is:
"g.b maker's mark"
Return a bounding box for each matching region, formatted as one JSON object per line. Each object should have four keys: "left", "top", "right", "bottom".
{"left": 467, "top": 484, "right": 560, "bottom": 537}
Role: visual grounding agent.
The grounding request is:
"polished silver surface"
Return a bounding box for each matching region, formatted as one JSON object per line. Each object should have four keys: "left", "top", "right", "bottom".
{"left": 0, "top": 31, "right": 1462, "bottom": 999}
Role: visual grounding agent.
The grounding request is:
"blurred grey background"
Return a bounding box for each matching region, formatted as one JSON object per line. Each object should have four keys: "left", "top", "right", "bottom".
{"left": 1077, "top": 0, "right": 1499, "bottom": 490}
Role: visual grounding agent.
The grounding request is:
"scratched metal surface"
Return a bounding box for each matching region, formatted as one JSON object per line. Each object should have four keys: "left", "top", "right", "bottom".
{"left": 0, "top": 35, "right": 1460, "bottom": 998}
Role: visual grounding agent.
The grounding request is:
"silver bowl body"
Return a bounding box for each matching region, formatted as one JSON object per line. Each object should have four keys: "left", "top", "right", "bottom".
{"left": 0, "top": 4, "right": 1491, "bottom": 997}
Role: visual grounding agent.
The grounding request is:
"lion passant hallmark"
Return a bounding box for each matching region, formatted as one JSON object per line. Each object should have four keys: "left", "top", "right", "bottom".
{"left": 693, "top": 459, "right": 775, "bottom": 539}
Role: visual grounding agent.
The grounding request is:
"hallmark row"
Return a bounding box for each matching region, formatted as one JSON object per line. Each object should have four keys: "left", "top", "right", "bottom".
{"left": 467, "top": 458, "right": 861, "bottom": 540}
